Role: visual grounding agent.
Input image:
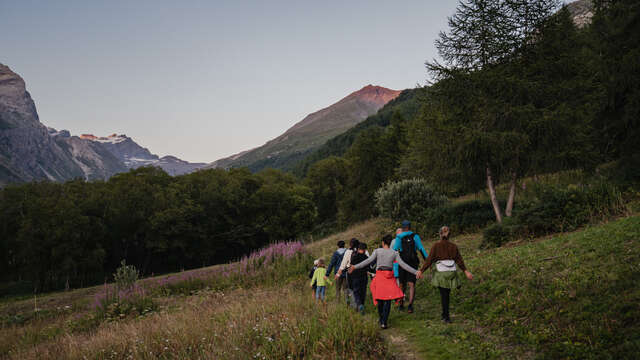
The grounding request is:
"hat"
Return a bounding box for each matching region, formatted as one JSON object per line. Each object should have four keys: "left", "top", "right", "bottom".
{"left": 313, "top": 259, "right": 319, "bottom": 266}
{"left": 401, "top": 220, "right": 411, "bottom": 228}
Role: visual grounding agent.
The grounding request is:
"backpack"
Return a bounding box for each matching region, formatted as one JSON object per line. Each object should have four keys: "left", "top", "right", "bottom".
{"left": 399, "top": 233, "right": 418, "bottom": 264}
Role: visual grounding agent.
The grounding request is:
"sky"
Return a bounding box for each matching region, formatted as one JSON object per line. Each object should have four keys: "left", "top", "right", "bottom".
{"left": 0, "top": 0, "right": 458, "bottom": 163}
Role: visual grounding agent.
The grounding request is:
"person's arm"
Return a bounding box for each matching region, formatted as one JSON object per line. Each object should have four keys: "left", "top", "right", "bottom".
{"left": 414, "top": 234, "right": 428, "bottom": 260}
{"left": 310, "top": 270, "right": 318, "bottom": 286}
{"left": 453, "top": 246, "right": 467, "bottom": 271}
{"left": 393, "top": 262, "right": 399, "bottom": 278}
{"left": 394, "top": 252, "right": 417, "bottom": 275}
{"left": 338, "top": 250, "right": 351, "bottom": 271}
{"left": 326, "top": 251, "right": 337, "bottom": 277}
{"left": 419, "top": 244, "right": 437, "bottom": 273}
{"left": 324, "top": 275, "right": 333, "bottom": 285}
{"left": 308, "top": 267, "right": 315, "bottom": 279}
{"left": 351, "top": 250, "right": 377, "bottom": 270}
{"left": 453, "top": 246, "right": 472, "bottom": 279}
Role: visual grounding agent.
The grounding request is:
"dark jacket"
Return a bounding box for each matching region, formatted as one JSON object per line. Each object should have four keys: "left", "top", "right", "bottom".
{"left": 350, "top": 252, "right": 369, "bottom": 282}
{"left": 326, "top": 248, "right": 347, "bottom": 277}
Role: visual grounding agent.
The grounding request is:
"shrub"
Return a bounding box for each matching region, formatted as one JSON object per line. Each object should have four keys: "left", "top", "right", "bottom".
{"left": 375, "top": 178, "right": 447, "bottom": 220}
{"left": 113, "top": 260, "right": 139, "bottom": 291}
{"left": 421, "top": 200, "right": 503, "bottom": 237}
{"left": 481, "top": 181, "right": 627, "bottom": 247}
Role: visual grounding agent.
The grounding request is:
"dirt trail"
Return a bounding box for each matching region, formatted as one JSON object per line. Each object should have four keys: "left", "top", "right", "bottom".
{"left": 382, "top": 331, "right": 422, "bottom": 360}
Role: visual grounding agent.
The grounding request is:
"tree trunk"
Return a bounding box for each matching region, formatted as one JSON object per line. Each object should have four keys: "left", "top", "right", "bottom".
{"left": 505, "top": 172, "right": 517, "bottom": 217}
{"left": 486, "top": 167, "right": 503, "bottom": 223}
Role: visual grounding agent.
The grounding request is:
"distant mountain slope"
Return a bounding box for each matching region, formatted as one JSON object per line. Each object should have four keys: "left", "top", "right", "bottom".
{"left": 292, "top": 87, "right": 425, "bottom": 176}
{"left": 79, "top": 133, "right": 207, "bottom": 176}
{"left": 209, "top": 85, "right": 402, "bottom": 172}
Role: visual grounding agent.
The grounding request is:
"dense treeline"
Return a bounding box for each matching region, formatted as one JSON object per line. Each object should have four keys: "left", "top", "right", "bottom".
{"left": 306, "top": 0, "right": 639, "bottom": 227}
{"left": 0, "top": 167, "right": 315, "bottom": 293}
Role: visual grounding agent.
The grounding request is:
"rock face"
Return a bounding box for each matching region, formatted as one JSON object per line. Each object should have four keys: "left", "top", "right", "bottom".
{"left": 209, "top": 84, "right": 402, "bottom": 172}
{"left": 80, "top": 133, "right": 207, "bottom": 176}
{"left": 0, "top": 64, "right": 94, "bottom": 185}
{"left": 0, "top": 64, "right": 205, "bottom": 186}
{"left": 567, "top": 0, "right": 594, "bottom": 28}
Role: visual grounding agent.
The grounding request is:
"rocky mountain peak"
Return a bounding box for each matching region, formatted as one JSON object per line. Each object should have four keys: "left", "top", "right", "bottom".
{"left": 0, "top": 63, "right": 39, "bottom": 127}
{"left": 347, "top": 85, "right": 402, "bottom": 106}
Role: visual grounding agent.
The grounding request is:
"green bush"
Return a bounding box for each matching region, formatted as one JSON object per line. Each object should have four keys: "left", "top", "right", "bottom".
{"left": 113, "top": 260, "right": 139, "bottom": 291}
{"left": 374, "top": 178, "right": 447, "bottom": 220}
{"left": 481, "top": 181, "right": 627, "bottom": 247}
{"left": 421, "top": 200, "right": 502, "bottom": 236}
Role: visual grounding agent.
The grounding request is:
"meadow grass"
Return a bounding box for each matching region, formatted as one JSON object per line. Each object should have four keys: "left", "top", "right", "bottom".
{"left": 3, "top": 216, "right": 639, "bottom": 359}
{"left": 388, "top": 216, "right": 640, "bottom": 359}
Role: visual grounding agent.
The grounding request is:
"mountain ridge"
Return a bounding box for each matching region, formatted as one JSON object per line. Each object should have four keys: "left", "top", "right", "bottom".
{"left": 208, "top": 84, "right": 402, "bottom": 171}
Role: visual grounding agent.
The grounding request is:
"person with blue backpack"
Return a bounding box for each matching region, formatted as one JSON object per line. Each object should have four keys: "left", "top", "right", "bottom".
{"left": 393, "top": 220, "right": 428, "bottom": 313}
{"left": 326, "top": 240, "right": 347, "bottom": 301}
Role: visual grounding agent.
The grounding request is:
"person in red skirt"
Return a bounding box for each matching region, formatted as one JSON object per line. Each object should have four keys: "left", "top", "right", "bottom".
{"left": 349, "top": 234, "right": 419, "bottom": 329}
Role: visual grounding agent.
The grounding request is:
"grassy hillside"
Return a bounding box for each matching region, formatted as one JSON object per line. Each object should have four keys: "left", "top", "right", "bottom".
{"left": 2, "top": 214, "right": 639, "bottom": 359}
{"left": 306, "top": 216, "right": 640, "bottom": 359}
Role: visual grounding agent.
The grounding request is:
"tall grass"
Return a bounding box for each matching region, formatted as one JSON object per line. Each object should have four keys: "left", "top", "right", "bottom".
{"left": 92, "top": 241, "right": 312, "bottom": 316}
{"left": 9, "top": 282, "right": 388, "bottom": 359}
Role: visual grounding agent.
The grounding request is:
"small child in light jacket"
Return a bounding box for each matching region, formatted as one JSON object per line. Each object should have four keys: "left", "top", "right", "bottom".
{"left": 310, "top": 259, "right": 332, "bottom": 301}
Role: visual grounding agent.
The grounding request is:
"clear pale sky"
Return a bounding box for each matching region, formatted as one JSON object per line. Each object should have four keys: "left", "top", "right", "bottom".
{"left": 0, "top": 0, "right": 458, "bottom": 163}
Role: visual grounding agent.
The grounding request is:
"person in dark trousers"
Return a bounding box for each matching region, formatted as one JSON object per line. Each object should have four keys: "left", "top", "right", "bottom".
{"left": 308, "top": 259, "right": 319, "bottom": 299}
{"left": 350, "top": 235, "right": 419, "bottom": 329}
{"left": 393, "top": 220, "right": 428, "bottom": 313}
{"left": 336, "top": 238, "right": 369, "bottom": 307}
{"left": 416, "top": 226, "right": 473, "bottom": 323}
{"left": 326, "top": 240, "right": 347, "bottom": 301}
{"left": 349, "top": 242, "right": 370, "bottom": 314}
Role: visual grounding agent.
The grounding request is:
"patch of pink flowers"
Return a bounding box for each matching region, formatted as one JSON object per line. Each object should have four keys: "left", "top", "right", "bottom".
{"left": 92, "top": 241, "right": 306, "bottom": 310}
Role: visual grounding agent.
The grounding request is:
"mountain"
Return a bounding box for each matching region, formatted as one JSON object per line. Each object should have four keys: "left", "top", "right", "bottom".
{"left": 0, "top": 63, "right": 126, "bottom": 186}
{"left": 208, "top": 85, "right": 402, "bottom": 172}
{"left": 567, "top": 0, "right": 594, "bottom": 28}
{"left": 79, "top": 133, "right": 207, "bottom": 176}
{"left": 293, "top": 87, "right": 425, "bottom": 176}
{"left": 0, "top": 63, "right": 205, "bottom": 186}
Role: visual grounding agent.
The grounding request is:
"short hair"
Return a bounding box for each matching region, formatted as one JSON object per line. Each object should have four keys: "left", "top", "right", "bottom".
{"left": 358, "top": 242, "right": 367, "bottom": 250}
{"left": 349, "top": 238, "right": 359, "bottom": 249}
{"left": 337, "top": 240, "right": 345, "bottom": 248}
{"left": 382, "top": 234, "right": 393, "bottom": 246}
{"left": 317, "top": 258, "right": 325, "bottom": 266}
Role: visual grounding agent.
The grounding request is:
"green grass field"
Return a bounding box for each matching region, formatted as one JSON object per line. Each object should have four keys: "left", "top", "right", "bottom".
{"left": 1, "top": 214, "right": 639, "bottom": 359}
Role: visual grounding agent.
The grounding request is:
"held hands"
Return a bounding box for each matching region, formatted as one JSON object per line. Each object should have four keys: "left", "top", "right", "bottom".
{"left": 415, "top": 270, "right": 423, "bottom": 280}
{"left": 465, "top": 270, "right": 473, "bottom": 280}
{"left": 335, "top": 271, "right": 341, "bottom": 279}
{"left": 347, "top": 266, "right": 354, "bottom": 274}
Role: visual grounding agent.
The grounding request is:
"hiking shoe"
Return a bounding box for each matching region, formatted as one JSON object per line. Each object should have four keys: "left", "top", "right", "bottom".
{"left": 407, "top": 304, "right": 414, "bottom": 313}
{"left": 381, "top": 323, "right": 388, "bottom": 329}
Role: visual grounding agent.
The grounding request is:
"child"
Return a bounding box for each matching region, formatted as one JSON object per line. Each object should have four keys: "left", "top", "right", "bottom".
{"left": 350, "top": 242, "right": 370, "bottom": 314}
{"left": 416, "top": 226, "right": 473, "bottom": 323}
{"left": 308, "top": 259, "right": 319, "bottom": 299}
{"left": 310, "top": 258, "right": 332, "bottom": 301}
{"left": 350, "top": 235, "right": 418, "bottom": 329}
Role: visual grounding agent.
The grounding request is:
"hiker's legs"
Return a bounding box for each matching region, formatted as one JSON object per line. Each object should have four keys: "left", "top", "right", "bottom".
{"left": 335, "top": 276, "right": 345, "bottom": 300}
{"left": 316, "top": 286, "right": 326, "bottom": 301}
{"left": 438, "top": 287, "right": 451, "bottom": 320}
{"left": 379, "top": 300, "right": 391, "bottom": 325}
{"left": 407, "top": 281, "right": 415, "bottom": 305}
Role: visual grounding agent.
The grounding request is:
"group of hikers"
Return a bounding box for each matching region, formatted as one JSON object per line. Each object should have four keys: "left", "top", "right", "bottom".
{"left": 309, "top": 220, "right": 473, "bottom": 329}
